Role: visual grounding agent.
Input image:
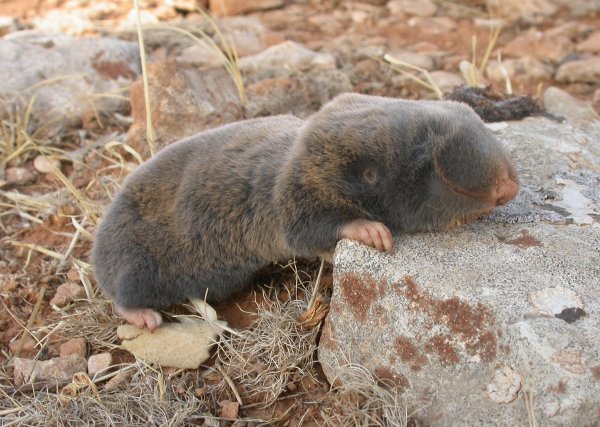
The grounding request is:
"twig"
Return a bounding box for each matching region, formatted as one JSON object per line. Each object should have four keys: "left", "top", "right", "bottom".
{"left": 14, "top": 284, "right": 46, "bottom": 357}
{"left": 133, "top": 0, "right": 157, "bottom": 156}
{"left": 217, "top": 365, "right": 243, "bottom": 406}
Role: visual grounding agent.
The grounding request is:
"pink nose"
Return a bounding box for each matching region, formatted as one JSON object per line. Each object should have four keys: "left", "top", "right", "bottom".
{"left": 492, "top": 174, "right": 519, "bottom": 206}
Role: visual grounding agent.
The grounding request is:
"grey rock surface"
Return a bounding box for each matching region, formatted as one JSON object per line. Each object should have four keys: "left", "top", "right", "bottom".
{"left": 239, "top": 41, "right": 336, "bottom": 80}
{"left": 319, "top": 114, "right": 600, "bottom": 426}
{"left": 0, "top": 33, "right": 140, "bottom": 137}
{"left": 127, "top": 61, "right": 243, "bottom": 150}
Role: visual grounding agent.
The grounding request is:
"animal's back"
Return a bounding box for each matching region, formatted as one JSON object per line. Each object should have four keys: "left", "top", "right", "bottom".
{"left": 92, "top": 115, "right": 304, "bottom": 307}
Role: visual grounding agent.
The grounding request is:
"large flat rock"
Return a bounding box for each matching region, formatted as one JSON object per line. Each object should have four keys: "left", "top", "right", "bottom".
{"left": 0, "top": 32, "right": 140, "bottom": 137}
{"left": 318, "top": 116, "right": 600, "bottom": 426}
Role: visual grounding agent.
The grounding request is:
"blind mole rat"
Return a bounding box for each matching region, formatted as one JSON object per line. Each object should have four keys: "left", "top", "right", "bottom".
{"left": 92, "top": 93, "right": 519, "bottom": 330}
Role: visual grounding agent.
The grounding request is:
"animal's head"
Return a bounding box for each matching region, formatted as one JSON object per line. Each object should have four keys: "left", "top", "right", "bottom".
{"left": 298, "top": 93, "right": 519, "bottom": 232}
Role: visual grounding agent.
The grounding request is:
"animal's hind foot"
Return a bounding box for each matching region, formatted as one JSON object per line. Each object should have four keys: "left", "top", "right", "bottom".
{"left": 114, "top": 305, "right": 163, "bottom": 332}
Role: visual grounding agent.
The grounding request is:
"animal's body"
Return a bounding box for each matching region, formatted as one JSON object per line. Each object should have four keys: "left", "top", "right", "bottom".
{"left": 92, "top": 93, "right": 519, "bottom": 330}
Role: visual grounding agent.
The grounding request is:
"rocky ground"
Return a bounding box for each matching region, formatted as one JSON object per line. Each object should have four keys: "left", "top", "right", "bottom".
{"left": 0, "top": 0, "right": 599, "bottom": 425}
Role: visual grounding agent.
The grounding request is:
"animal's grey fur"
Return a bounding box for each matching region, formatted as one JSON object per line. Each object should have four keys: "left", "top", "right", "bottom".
{"left": 92, "top": 93, "right": 518, "bottom": 309}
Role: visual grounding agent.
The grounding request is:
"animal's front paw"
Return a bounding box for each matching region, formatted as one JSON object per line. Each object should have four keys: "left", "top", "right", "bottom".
{"left": 115, "top": 305, "right": 163, "bottom": 332}
{"left": 339, "top": 219, "right": 393, "bottom": 253}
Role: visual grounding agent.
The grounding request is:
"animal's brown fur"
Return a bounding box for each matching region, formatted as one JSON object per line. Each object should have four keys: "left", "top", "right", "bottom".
{"left": 91, "top": 93, "right": 519, "bottom": 327}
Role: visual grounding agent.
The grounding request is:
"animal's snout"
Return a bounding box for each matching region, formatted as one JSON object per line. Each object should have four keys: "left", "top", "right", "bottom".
{"left": 491, "top": 173, "right": 519, "bottom": 206}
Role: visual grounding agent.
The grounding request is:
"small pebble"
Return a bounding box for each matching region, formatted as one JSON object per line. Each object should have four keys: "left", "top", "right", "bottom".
{"left": 88, "top": 352, "right": 113, "bottom": 377}
{"left": 60, "top": 337, "right": 87, "bottom": 358}
{"left": 219, "top": 400, "right": 240, "bottom": 420}
{"left": 33, "top": 155, "right": 60, "bottom": 174}
{"left": 50, "top": 282, "right": 86, "bottom": 307}
{"left": 5, "top": 167, "right": 35, "bottom": 186}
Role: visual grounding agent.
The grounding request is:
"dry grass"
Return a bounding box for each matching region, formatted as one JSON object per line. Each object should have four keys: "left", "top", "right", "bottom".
{"left": 381, "top": 54, "right": 444, "bottom": 100}
{"left": 319, "top": 364, "right": 416, "bottom": 426}
{"left": 133, "top": 0, "right": 157, "bottom": 157}
{"left": 1, "top": 365, "right": 211, "bottom": 426}
{"left": 212, "top": 282, "right": 321, "bottom": 405}
{"left": 143, "top": 17, "right": 247, "bottom": 105}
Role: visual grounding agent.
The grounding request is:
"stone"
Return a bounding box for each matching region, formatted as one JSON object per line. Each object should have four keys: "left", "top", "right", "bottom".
{"left": 82, "top": 2, "right": 119, "bottom": 20}
{"left": 555, "top": 57, "right": 600, "bottom": 85}
{"left": 545, "top": 21, "right": 592, "bottom": 40}
{"left": 8, "top": 335, "right": 37, "bottom": 355}
{"left": 319, "top": 116, "right": 600, "bottom": 426}
{"left": 387, "top": 0, "right": 437, "bottom": 16}
{"left": 50, "top": 282, "right": 86, "bottom": 307}
{"left": 0, "top": 33, "right": 140, "bottom": 139}
{"left": 32, "top": 10, "right": 95, "bottom": 36}
{"left": 496, "top": 0, "right": 557, "bottom": 24}
{"left": 385, "top": 50, "right": 434, "bottom": 71}
{"left": 551, "top": 0, "right": 600, "bottom": 16}
{"left": 119, "top": 9, "right": 160, "bottom": 31}
{"left": 219, "top": 400, "right": 239, "bottom": 420}
{"left": 117, "top": 318, "right": 221, "bottom": 369}
{"left": 164, "top": 0, "right": 201, "bottom": 12}
{"left": 239, "top": 41, "right": 336, "bottom": 79}
{"left": 503, "top": 28, "right": 573, "bottom": 63}
{"left": 209, "top": 0, "right": 284, "bottom": 17}
{"left": 60, "top": 337, "right": 87, "bottom": 358}
{"left": 5, "top": 167, "right": 35, "bottom": 186}
{"left": 407, "top": 16, "right": 456, "bottom": 34}
{"left": 577, "top": 31, "right": 600, "bottom": 54}
{"left": 176, "top": 44, "right": 223, "bottom": 68}
{"left": 127, "top": 60, "right": 243, "bottom": 150}
{"left": 592, "top": 89, "right": 600, "bottom": 116}
{"left": 33, "top": 155, "right": 60, "bottom": 174}
{"left": 543, "top": 86, "right": 599, "bottom": 124}
{"left": 219, "top": 17, "right": 271, "bottom": 57}
{"left": 0, "top": 16, "right": 19, "bottom": 36}
{"left": 486, "top": 56, "right": 553, "bottom": 84}
{"left": 87, "top": 352, "right": 113, "bottom": 377}
{"left": 427, "top": 71, "right": 463, "bottom": 94}
{"left": 103, "top": 369, "right": 134, "bottom": 391}
{"left": 245, "top": 69, "right": 352, "bottom": 119}
{"left": 13, "top": 354, "right": 87, "bottom": 386}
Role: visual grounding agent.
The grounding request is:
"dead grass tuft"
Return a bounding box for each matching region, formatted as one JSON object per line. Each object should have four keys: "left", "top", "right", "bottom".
{"left": 212, "top": 279, "right": 321, "bottom": 406}
{"left": 1, "top": 364, "right": 212, "bottom": 426}
{"left": 319, "top": 364, "right": 417, "bottom": 426}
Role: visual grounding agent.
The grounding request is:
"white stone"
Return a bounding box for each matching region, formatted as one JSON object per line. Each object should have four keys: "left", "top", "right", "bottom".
{"left": 387, "top": 0, "right": 437, "bottom": 17}
{"left": 487, "top": 366, "right": 522, "bottom": 404}
{"left": 33, "top": 155, "right": 60, "bottom": 174}
{"left": 239, "top": 41, "right": 336, "bottom": 76}
{"left": 87, "top": 352, "right": 113, "bottom": 377}
{"left": 32, "top": 10, "right": 95, "bottom": 36}
{"left": 118, "top": 317, "right": 222, "bottom": 369}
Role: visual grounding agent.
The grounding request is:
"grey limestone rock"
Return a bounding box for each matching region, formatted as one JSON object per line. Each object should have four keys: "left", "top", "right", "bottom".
{"left": 319, "top": 114, "right": 600, "bottom": 425}
{"left": 0, "top": 33, "right": 140, "bottom": 138}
